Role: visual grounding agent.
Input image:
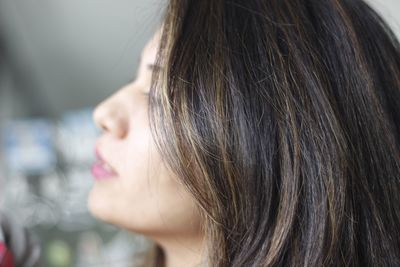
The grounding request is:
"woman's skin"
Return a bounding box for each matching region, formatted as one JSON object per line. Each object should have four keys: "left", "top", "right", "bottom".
{"left": 89, "top": 29, "right": 206, "bottom": 267}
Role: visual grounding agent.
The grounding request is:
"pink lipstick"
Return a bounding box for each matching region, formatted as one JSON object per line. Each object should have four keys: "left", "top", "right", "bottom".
{"left": 91, "top": 148, "right": 118, "bottom": 180}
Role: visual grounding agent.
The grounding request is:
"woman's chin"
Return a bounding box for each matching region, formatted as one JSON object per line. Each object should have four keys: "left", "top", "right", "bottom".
{"left": 87, "top": 189, "right": 140, "bottom": 232}
{"left": 87, "top": 180, "right": 123, "bottom": 223}
{"left": 87, "top": 188, "right": 114, "bottom": 224}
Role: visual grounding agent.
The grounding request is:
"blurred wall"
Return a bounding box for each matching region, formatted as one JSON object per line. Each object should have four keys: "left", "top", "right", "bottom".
{"left": 0, "top": 0, "right": 163, "bottom": 117}
{"left": 367, "top": 0, "right": 400, "bottom": 37}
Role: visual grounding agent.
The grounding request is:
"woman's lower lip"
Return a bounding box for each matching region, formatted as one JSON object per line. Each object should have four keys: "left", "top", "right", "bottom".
{"left": 91, "top": 162, "right": 117, "bottom": 180}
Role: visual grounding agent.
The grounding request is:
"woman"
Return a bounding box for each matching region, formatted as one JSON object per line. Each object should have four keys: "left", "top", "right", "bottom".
{"left": 90, "top": 0, "right": 400, "bottom": 266}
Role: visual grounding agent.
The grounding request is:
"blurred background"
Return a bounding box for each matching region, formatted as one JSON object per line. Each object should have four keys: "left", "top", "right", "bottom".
{"left": 0, "top": 0, "right": 398, "bottom": 266}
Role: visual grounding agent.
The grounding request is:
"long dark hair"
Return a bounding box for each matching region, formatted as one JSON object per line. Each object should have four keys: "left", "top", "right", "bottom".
{"left": 148, "top": 0, "right": 400, "bottom": 266}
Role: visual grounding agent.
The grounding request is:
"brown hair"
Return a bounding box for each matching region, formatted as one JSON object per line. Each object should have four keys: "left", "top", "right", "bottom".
{"left": 148, "top": 0, "right": 400, "bottom": 266}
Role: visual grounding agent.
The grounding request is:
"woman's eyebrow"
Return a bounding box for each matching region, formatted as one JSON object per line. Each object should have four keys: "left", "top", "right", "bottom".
{"left": 147, "top": 63, "right": 162, "bottom": 71}
{"left": 137, "top": 52, "right": 163, "bottom": 72}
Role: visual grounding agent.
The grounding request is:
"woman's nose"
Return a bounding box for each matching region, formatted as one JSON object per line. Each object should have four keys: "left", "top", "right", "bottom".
{"left": 93, "top": 96, "right": 129, "bottom": 138}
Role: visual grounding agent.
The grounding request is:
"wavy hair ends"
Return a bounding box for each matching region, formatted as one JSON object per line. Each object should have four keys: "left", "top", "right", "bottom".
{"left": 148, "top": 0, "right": 400, "bottom": 266}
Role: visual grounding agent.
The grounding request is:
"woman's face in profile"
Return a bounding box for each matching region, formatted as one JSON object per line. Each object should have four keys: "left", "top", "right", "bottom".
{"left": 88, "top": 29, "right": 202, "bottom": 239}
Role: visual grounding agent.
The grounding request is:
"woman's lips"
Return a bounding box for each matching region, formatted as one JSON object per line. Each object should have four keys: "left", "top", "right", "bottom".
{"left": 91, "top": 162, "right": 117, "bottom": 180}
{"left": 91, "top": 147, "right": 118, "bottom": 180}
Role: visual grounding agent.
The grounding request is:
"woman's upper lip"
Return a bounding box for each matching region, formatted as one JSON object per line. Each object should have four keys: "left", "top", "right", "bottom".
{"left": 95, "top": 146, "right": 105, "bottom": 162}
